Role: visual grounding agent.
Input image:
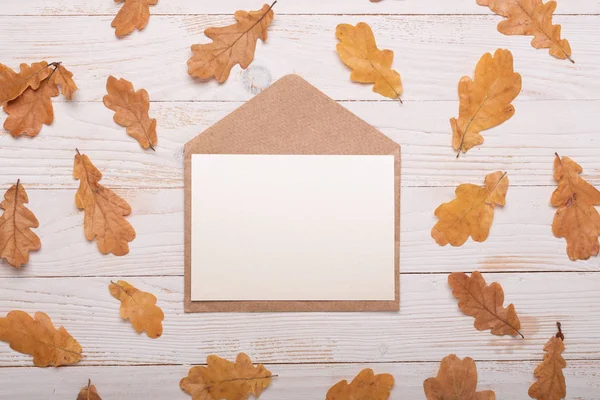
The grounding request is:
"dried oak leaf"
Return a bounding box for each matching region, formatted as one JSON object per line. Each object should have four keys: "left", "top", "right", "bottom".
{"left": 0, "top": 180, "right": 41, "bottom": 268}
{"left": 187, "top": 2, "right": 275, "bottom": 83}
{"left": 73, "top": 151, "right": 136, "bottom": 256}
{"left": 112, "top": 0, "right": 158, "bottom": 38}
{"left": 551, "top": 154, "right": 600, "bottom": 261}
{"left": 336, "top": 22, "right": 402, "bottom": 100}
{"left": 449, "top": 271, "right": 522, "bottom": 337}
{"left": 77, "top": 380, "right": 103, "bottom": 400}
{"left": 432, "top": 171, "right": 508, "bottom": 247}
{"left": 424, "top": 354, "right": 495, "bottom": 400}
{"left": 326, "top": 368, "right": 394, "bottom": 400}
{"left": 528, "top": 323, "right": 567, "bottom": 400}
{"left": 0, "top": 310, "right": 82, "bottom": 367}
{"left": 109, "top": 280, "right": 164, "bottom": 338}
{"left": 103, "top": 76, "right": 157, "bottom": 150}
{"left": 452, "top": 49, "right": 521, "bottom": 155}
{"left": 0, "top": 61, "right": 52, "bottom": 106}
{"left": 180, "top": 353, "right": 273, "bottom": 400}
{"left": 3, "top": 78, "right": 59, "bottom": 137}
{"left": 49, "top": 64, "right": 78, "bottom": 100}
{"left": 478, "top": 0, "right": 572, "bottom": 62}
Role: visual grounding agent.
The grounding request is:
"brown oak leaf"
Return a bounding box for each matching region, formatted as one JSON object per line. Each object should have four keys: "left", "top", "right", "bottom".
{"left": 109, "top": 280, "right": 164, "bottom": 338}
{"left": 180, "top": 353, "right": 273, "bottom": 400}
{"left": 452, "top": 49, "right": 521, "bottom": 156}
{"left": 3, "top": 78, "right": 59, "bottom": 137}
{"left": 336, "top": 22, "right": 403, "bottom": 100}
{"left": 0, "top": 61, "right": 53, "bottom": 106}
{"left": 551, "top": 154, "right": 600, "bottom": 261}
{"left": 326, "top": 368, "right": 394, "bottom": 400}
{"left": 478, "top": 0, "right": 573, "bottom": 62}
{"left": 103, "top": 76, "right": 157, "bottom": 150}
{"left": 112, "top": 0, "right": 158, "bottom": 38}
{"left": 77, "top": 380, "right": 103, "bottom": 400}
{"left": 0, "top": 310, "right": 82, "bottom": 367}
{"left": 73, "top": 150, "right": 136, "bottom": 256}
{"left": 187, "top": 2, "right": 276, "bottom": 83}
{"left": 424, "top": 354, "right": 495, "bottom": 400}
{"left": 49, "top": 64, "right": 78, "bottom": 100}
{"left": 0, "top": 180, "right": 41, "bottom": 268}
{"left": 528, "top": 322, "right": 567, "bottom": 400}
{"left": 432, "top": 171, "right": 509, "bottom": 247}
{"left": 449, "top": 271, "right": 523, "bottom": 337}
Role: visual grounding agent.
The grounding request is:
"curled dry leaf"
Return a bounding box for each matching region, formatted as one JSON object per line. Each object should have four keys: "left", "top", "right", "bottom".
{"left": 73, "top": 150, "right": 136, "bottom": 256}
{"left": 528, "top": 322, "right": 567, "bottom": 400}
{"left": 432, "top": 171, "right": 509, "bottom": 247}
{"left": 449, "top": 271, "right": 523, "bottom": 337}
{"left": 451, "top": 49, "right": 521, "bottom": 156}
{"left": 109, "top": 280, "right": 164, "bottom": 338}
{"left": 77, "top": 380, "right": 103, "bottom": 400}
{"left": 0, "top": 180, "right": 40, "bottom": 268}
{"left": 103, "top": 76, "right": 157, "bottom": 150}
{"left": 49, "top": 64, "right": 78, "bottom": 100}
{"left": 336, "top": 22, "right": 402, "bottom": 100}
{"left": 551, "top": 154, "right": 600, "bottom": 261}
{"left": 0, "top": 61, "right": 52, "bottom": 106}
{"left": 180, "top": 353, "right": 273, "bottom": 400}
{"left": 326, "top": 368, "right": 394, "bottom": 400}
{"left": 3, "top": 79, "right": 58, "bottom": 137}
{"left": 478, "top": 0, "right": 572, "bottom": 62}
{"left": 112, "top": 0, "right": 158, "bottom": 38}
{"left": 424, "top": 354, "right": 495, "bottom": 400}
{"left": 187, "top": 2, "right": 275, "bottom": 83}
{"left": 0, "top": 310, "right": 82, "bottom": 367}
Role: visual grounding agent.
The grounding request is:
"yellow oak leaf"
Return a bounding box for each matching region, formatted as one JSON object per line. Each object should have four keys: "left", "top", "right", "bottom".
{"left": 73, "top": 150, "right": 136, "bottom": 256}
{"left": 103, "top": 76, "right": 157, "bottom": 150}
{"left": 336, "top": 22, "right": 402, "bottom": 100}
{"left": 0, "top": 310, "right": 82, "bottom": 367}
{"left": 551, "top": 154, "right": 600, "bottom": 261}
{"left": 0, "top": 180, "right": 41, "bottom": 268}
{"left": 432, "top": 171, "right": 509, "bottom": 246}
{"left": 478, "top": 0, "right": 572, "bottom": 62}
{"left": 77, "top": 380, "right": 103, "bottom": 400}
{"left": 180, "top": 353, "right": 273, "bottom": 400}
{"left": 109, "top": 280, "right": 164, "bottom": 338}
{"left": 424, "top": 354, "right": 495, "bottom": 400}
{"left": 528, "top": 323, "right": 567, "bottom": 400}
{"left": 49, "top": 64, "right": 78, "bottom": 100}
{"left": 449, "top": 271, "right": 523, "bottom": 337}
{"left": 326, "top": 368, "right": 394, "bottom": 400}
{"left": 3, "top": 78, "right": 59, "bottom": 137}
{"left": 0, "top": 61, "right": 52, "bottom": 106}
{"left": 112, "top": 0, "right": 158, "bottom": 38}
{"left": 187, "top": 3, "right": 275, "bottom": 83}
{"left": 451, "top": 49, "right": 521, "bottom": 156}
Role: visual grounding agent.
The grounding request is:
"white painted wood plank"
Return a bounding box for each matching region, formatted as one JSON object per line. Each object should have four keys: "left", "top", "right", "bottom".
{"left": 0, "top": 361, "right": 598, "bottom": 399}
{"left": 0, "top": 186, "right": 598, "bottom": 277}
{"left": 0, "top": 16, "right": 596, "bottom": 102}
{"left": 0, "top": 273, "right": 598, "bottom": 365}
{"left": 0, "top": 0, "right": 597, "bottom": 16}
{"left": 2, "top": 101, "right": 599, "bottom": 190}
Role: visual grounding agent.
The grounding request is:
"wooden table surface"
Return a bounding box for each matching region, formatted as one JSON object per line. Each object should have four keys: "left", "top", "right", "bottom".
{"left": 0, "top": 0, "right": 599, "bottom": 398}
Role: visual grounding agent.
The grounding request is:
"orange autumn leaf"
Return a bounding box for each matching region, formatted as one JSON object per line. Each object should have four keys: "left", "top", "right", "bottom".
{"left": 432, "top": 171, "right": 509, "bottom": 247}
{"left": 180, "top": 353, "right": 273, "bottom": 400}
{"left": 112, "top": 0, "right": 158, "bottom": 38}
{"left": 0, "top": 180, "right": 41, "bottom": 268}
{"left": 551, "top": 154, "right": 600, "bottom": 261}
{"left": 3, "top": 79, "right": 59, "bottom": 137}
{"left": 77, "top": 380, "right": 103, "bottom": 400}
{"left": 528, "top": 322, "right": 567, "bottom": 400}
{"left": 187, "top": 2, "right": 275, "bottom": 83}
{"left": 103, "top": 76, "right": 157, "bottom": 150}
{"left": 424, "top": 354, "right": 495, "bottom": 400}
{"left": 109, "top": 280, "right": 164, "bottom": 338}
{"left": 73, "top": 150, "right": 136, "bottom": 256}
{"left": 452, "top": 49, "right": 521, "bottom": 155}
{"left": 49, "top": 64, "right": 78, "bottom": 100}
{"left": 326, "top": 368, "right": 395, "bottom": 400}
{"left": 478, "top": 0, "right": 572, "bottom": 62}
{"left": 335, "top": 22, "right": 403, "bottom": 100}
{"left": 449, "top": 271, "right": 523, "bottom": 337}
{"left": 0, "top": 310, "right": 82, "bottom": 367}
{"left": 0, "top": 61, "right": 53, "bottom": 107}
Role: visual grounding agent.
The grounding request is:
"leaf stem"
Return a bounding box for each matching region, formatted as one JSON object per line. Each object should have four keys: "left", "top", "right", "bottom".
{"left": 556, "top": 321, "right": 564, "bottom": 341}
{"left": 76, "top": 148, "right": 81, "bottom": 156}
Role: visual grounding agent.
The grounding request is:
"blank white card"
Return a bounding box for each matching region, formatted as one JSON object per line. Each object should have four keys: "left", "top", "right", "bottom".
{"left": 191, "top": 154, "right": 395, "bottom": 301}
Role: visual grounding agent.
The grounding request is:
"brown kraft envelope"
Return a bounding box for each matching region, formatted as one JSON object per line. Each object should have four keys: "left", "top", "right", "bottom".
{"left": 184, "top": 74, "right": 400, "bottom": 312}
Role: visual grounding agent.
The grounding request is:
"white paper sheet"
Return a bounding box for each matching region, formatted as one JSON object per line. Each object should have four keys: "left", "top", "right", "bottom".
{"left": 191, "top": 154, "right": 395, "bottom": 301}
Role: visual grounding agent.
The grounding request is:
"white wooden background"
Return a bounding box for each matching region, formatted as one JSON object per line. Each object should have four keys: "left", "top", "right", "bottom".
{"left": 0, "top": 0, "right": 599, "bottom": 398}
